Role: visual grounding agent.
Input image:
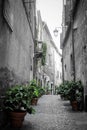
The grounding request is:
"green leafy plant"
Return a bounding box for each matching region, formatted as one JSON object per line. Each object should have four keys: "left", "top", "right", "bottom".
{"left": 38, "top": 87, "right": 45, "bottom": 97}
{"left": 3, "top": 85, "right": 35, "bottom": 114}
{"left": 28, "top": 79, "right": 45, "bottom": 98}
{"left": 56, "top": 80, "right": 83, "bottom": 111}
{"left": 28, "top": 79, "right": 39, "bottom": 98}
{"left": 56, "top": 81, "right": 70, "bottom": 99}
{"left": 56, "top": 80, "right": 83, "bottom": 101}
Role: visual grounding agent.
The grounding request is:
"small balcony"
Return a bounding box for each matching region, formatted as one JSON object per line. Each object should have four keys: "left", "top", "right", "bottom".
{"left": 34, "top": 41, "right": 43, "bottom": 58}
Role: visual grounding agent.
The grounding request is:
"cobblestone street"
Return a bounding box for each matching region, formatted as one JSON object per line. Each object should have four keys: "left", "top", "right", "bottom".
{"left": 4, "top": 95, "right": 87, "bottom": 130}
{"left": 21, "top": 95, "right": 87, "bottom": 130}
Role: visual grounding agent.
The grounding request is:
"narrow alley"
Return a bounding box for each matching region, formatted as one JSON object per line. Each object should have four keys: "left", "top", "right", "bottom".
{"left": 20, "top": 95, "right": 87, "bottom": 130}
{"left": 1, "top": 0, "right": 87, "bottom": 130}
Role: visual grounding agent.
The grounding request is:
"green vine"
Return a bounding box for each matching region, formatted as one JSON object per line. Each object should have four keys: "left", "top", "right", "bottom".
{"left": 41, "top": 42, "right": 47, "bottom": 66}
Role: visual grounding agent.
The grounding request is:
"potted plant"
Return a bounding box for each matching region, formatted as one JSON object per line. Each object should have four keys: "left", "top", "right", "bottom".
{"left": 68, "top": 80, "right": 83, "bottom": 111}
{"left": 76, "top": 81, "right": 84, "bottom": 111}
{"left": 56, "top": 80, "right": 83, "bottom": 111}
{"left": 38, "top": 87, "right": 45, "bottom": 97}
{"left": 56, "top": 81, "right": 71, "bottom": 100}
{"left": 3, "top": 85, "right": 35, "bottom": 128}
{"left": 27, "top": 79, "right": 46, "bottom": 105}
{"left": 31, "top": 88, "right": 39, "bottom": 105}
{"left": 28, "top": 80, "right": 40, "bottom": 105}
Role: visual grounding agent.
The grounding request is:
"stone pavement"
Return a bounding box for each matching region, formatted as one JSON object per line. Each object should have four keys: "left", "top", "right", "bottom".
{"left": 4, "top": 95, "right": 87, "bottom": 130}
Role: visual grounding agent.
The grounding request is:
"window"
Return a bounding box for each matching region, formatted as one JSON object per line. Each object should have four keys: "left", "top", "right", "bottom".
{"left": 65, "top": 64, "right": 66, "bottom": 71}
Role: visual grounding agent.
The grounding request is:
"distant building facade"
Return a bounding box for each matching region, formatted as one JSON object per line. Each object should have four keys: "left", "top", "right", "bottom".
{"left": 36, "top": 11, "right": 62, "bottom": 94}
{"left": 61, "top": 0, "right": 87, "bottom": 110}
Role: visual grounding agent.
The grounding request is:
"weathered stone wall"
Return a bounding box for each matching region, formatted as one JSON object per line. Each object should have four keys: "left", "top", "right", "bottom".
{"left": 63, "top": 0, "right": 87, "bottom": 85}
{"left": 62, "top": 0, "right": 87, "bottom": 110}
{"left": 0, "top": 0, "right": 34, "bottom": 95}
{"left": 73, "top": 0, "right": 87, "bottom": 91}
{"left": 72, "top": 0, "right": 87, "bottom": 110}
{"left": 63, "top": 30, "right": 73, "bottom": 81}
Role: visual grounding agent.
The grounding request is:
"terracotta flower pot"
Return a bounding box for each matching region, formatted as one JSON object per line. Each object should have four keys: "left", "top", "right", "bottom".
{"left": 71, "top": 101, "right": 78, "bottom": 111}
{"left": 8, "top": 111, "right": 26, "bottom": 128}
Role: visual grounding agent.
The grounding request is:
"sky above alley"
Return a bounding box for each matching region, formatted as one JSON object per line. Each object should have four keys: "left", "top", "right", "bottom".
{"left": 36, "top": 0, "right": 63, "bottom": 53}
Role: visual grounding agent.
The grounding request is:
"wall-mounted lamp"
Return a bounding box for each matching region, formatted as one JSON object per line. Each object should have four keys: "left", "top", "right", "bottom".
{"left": 53, "top": 27, "right": 62, "bottom": 37}
{"left": 53, "top": 28, "right": 59, "bottom": 37}
{"left": 53, "top": 26, "right": 67, "bottom": 37}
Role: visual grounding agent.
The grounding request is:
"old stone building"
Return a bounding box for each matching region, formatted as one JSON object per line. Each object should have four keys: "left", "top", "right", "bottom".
{"left": 0, "top": 0, "right": 36, "bottom": 96}
{"left": 61, "top": 0, "right": 87, "bottom": 110}
{"left": 36, "top": 11, "right": 62, "bottom": 94}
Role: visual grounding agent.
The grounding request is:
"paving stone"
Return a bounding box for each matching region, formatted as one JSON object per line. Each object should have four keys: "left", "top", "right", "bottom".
{"left": 3, "top": 95, "right": 87, "bottom": 130}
